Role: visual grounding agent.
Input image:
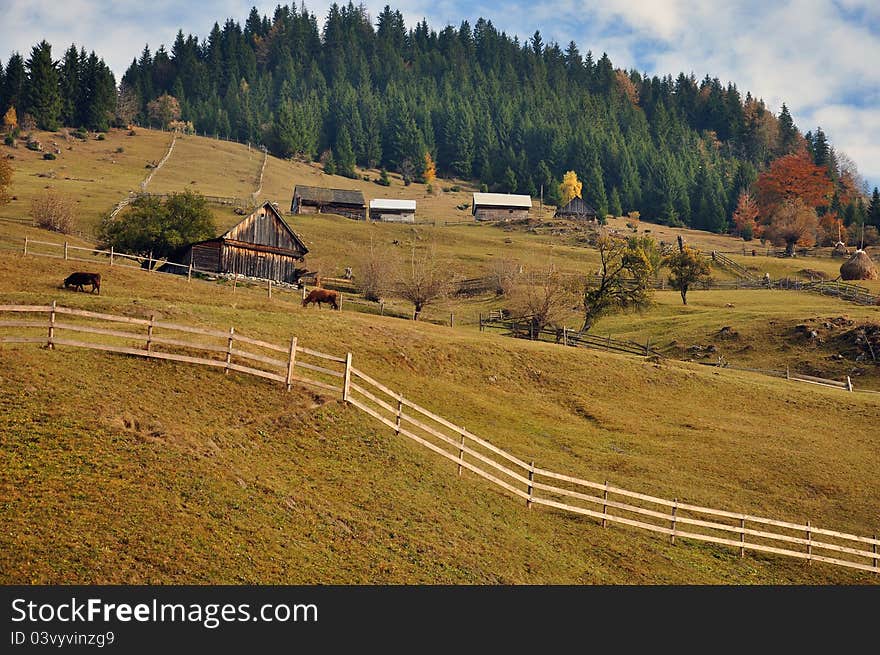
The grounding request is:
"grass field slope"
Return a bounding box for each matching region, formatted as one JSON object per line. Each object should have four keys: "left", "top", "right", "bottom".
{"left": 0, "top": 252, "right": 878, "bottom": 584}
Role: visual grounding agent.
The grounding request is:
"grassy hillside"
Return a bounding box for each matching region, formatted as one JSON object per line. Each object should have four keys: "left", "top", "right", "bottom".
{"left": 0, "top": 252, "right": 878, "bottom": 584}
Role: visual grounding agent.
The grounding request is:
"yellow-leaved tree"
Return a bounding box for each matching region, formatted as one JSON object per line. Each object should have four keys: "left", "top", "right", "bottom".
{"left": 559, "top": 170, "right": 582, "bottom": 205}
{"left": 423, "top": 152, "right": 436, "bottom": 188}
{"left": 3, "top": 106, "right": 17, "bottom": 133}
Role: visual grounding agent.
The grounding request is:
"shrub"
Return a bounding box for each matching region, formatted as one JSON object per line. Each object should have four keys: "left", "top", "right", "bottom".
{"left": 73, "top": 128, "right": 88, "bottom": 141}
{"left": 97, "top": 190, "right": 215, "bottom": 262}
{"left": 26, "top": 139, "right": 41, "bottom": 151}
{"left": 3, "top": 135, "right": 13, "bottom": 147}
{"left": 375, "top": 168, "right": 391, "bottom": 186}
{"left": 450, "top": 185, "right": 461, "bottom": 192}
{"left": 115, "top": 147, "right": 124, "bottom": 153}
{"left": 96, "top": 133, "right": 105, "bottom": 141}
{"left": 43, "top": 152, "right": 56, "bottom": 160}
{"left": 31, "top": 190, "right": 76, "bottom": 234}
{"left": 480, "top": 183, "right": 488, "bottom": 193}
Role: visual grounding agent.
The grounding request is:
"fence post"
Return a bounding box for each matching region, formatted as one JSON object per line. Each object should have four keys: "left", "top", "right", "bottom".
{"left": 47, "top": 300, "right": 57, "bottom": 349}
{"left": 286, "top": 336, "right": 297, "bottom": 391}
{"left": 563, "top": 326, "right": 568, "bottom": 346}
{"left": 267, "top": 279, "right": 272, "bottom": 299}
{"left": 395, "top": 397, "right": 403, "bottom": 435}
{"left": 740, "top": 517, "right": 746, "bottom": 558}
{"left": 806, "top": 521, "right": 812, "bottom": 563}
{"left": 602, "top": 481, "right": 609, "bottom": 528}
{"left": 527, "top": 461, "right": 535, "bottom": 508}
{"left": 23, "top": 237, "right": 28, "bottom": 255}
{"left": 450, "top": 312, "right": 454, "bottom": 328}
{"left": 187, "top": 252, "right": 193, "bottom": 282}
{"left": 232, "top": 272, "right": 237, "bottom": 293}
{"left": 873, "top": 535, "right": 877, "bottom": 570}
{"left": 301, "top": 285, "right": 307, "bottom": 301}
{"left": 606, "top": 335, "right": 612, "bottom": 351}
{"left": 64, "top": 242, "right": 69, "bottom": 260}
{"left": 786, "top": 366, "right": 790, "bottom": 381}
{"left": 380, "top": 301, "right": 384, "bottom": 316}
{"left": 109, "top": 246, "right": 115, "bottom": 266}
{"left": 670, "top": 498, "right": 678, "bottom": 544}
{"left": 225, "top": 327, "right": 234, "bottom": 375}
{"left": 339, "top": 293, "right": 343, "bottom": 311}
{"left": 146, "top": 314, "right": 155, "bottom": 352}
{"left": 479, "top": 313, "right": 483, "bottom": 332}
{"left": 342, "top": 352, "right": 352, "bottom": 401}
{"left": 457, "top": 433, "right": 465, "bottom": 475}
{"left": 645, "top": 338, "right": 651, "bottom": 357}
{"left": 846, "top": 376, "right": 853, "bottom": 392}
{"left": 149, "top": 250, "right": 154, "bottom": 272}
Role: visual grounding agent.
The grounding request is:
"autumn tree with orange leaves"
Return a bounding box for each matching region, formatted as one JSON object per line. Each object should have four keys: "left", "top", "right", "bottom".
{"left": 755, "top": 151, "right": 833, "bottom": 216}
{"left": 731, "top": 190, "right": 761, "bottom": 240}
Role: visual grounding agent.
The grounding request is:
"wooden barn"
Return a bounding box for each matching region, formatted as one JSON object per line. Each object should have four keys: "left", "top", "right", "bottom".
{"left": 369, "top": 198, "right": 417, "bottom": 222}
{"left": 554, "top": 197, "right": 598, "bottom": 221}
{"left": 472, "top": 192, "right": 532, "bottom": 222}
{"left": 291, "top": 185, "right": 366, "bottom": 220}
{"left": 172, "top": 201, "right": 309, "bottom": 283}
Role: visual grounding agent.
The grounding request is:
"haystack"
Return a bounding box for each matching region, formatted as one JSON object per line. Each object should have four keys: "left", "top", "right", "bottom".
{"left": 832, "top": 241, "right": 849, "bottom": 258}
{"left": 840, "top": 249, "right": 878, "bottom": 281}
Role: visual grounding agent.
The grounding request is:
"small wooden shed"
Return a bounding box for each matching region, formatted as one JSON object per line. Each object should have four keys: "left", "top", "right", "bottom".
{"left": 554, "top": 197, "right": 598, "bottom": 221}
{"left": 291, "top": 185, "right": 367, "bottom": 220}
{"left": 369, "top": 199, "right": 417, "bottom": 222}
{"left": 173, "top": 201, "right": 309, "bottom": 283}
{"left": 472, "top": 193, "right": 532, "bottom": 222}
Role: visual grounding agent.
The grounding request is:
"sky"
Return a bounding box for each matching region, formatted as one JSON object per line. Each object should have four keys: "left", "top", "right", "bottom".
{"left": 2, "top": 0, "right": 879, "bottom": 190}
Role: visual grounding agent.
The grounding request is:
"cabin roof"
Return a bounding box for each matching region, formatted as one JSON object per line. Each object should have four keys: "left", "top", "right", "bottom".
{"left": 190, "top": 202, "right": 308, "bottom": 256}
{"left": 369, "top": 198, "right": 417, "bottom": 211}
{"left": 292, "top": 185, "right": 365, "bottom": 207}
{"left": 472, "top": 192, "right": 533, "bottom": 210}
{"left": 555, "top": 197, "right": 598, "bottom": 216}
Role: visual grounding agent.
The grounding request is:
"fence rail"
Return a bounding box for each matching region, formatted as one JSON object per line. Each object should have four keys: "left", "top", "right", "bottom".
{"left": 479, "top": 313, "right": 662, "bottom": 357}
{"left": 1, "top": 303, "right": 877, "bottom": 576}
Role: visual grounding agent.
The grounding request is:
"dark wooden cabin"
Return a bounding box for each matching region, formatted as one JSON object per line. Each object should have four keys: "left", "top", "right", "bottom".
{"left": 291, "top": 185, "right": 366, "bottom": 220}
{"left": 172, "top": 202, "right": 309, "bottom": 283}
{"left": 472, "top": 192, "right": 532, "bottom": 222}
{"left": 554, "top": 197, "right": 598, "bottom": 221}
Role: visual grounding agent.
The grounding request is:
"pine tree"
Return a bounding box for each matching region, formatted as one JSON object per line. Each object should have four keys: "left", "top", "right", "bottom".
{"left": 503, "top": 167, "right": 517, "bottom": 193}
{"left": 335, "top": 125, "right": 356, "bottom": 178}
{"left": 58, "top": 45, "right": 81, "bottom": 127}
{"left": 25, "top": 41, "right": 61, "bottom": 130}
{"left": 584, "top": 154, "right": 608, "bottom": 218}
{"left": 2, "top": 53, "right": 25, "bottom": 117}
{"left": 777, "top": 103, "right": 798, "bottom": 155}
{"left": 812, "top": 127, "right": 830, "bottom": 168}
{"left": 868, "top": 187, "right": 880, "bottom": 228}
{"left": 609, "top": 187, "right": 623, "bottom": 217}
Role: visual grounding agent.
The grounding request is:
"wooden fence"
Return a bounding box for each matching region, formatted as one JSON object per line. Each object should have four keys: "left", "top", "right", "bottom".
{"left": 480, "top": 313, "right": 663, "bottom": 358}
{"left": 697, "top": 361, "right": 855, "bottom": 392}
{"left": 343, "top": 360, "right": 880, "bottom": 576}
{"left": 1, "top": 303, "right": 877, "bottom": 576}
{"left": 0, "top": 303, "right": 345, "bottom": 394}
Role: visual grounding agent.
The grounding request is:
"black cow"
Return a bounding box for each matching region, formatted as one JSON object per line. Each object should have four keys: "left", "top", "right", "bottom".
{"left": 63, "top": 272, "right": 101, "bottom": 294}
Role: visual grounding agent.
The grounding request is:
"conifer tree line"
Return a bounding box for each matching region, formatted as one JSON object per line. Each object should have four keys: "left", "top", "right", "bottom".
{"left": 0, "top": 41, "right": 117, "bottom": 132}
{"left": 1, "top": 3, "right": 874, "bottom": 233}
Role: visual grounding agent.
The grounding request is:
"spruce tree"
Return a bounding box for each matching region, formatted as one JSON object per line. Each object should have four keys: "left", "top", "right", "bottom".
{"left": 584, "top": 154, "right": 608, "bottom": 218}
{"left": 25, "top": 41, "right": 62, "bottom": 130}
{"left": 777, "top": 103, "right": 798, "bottom": 155}
{"left": 58, "top": 45, "right": 81, "bottom": 127}
{"left": 2, "top": 53, "right": 25, "bottom": 117}
{"left": 335, "top": 125, "right": 356, "bottom": 178}
{"left": 868, "top": 187, "right": 880, "bottom": 228}
{"left": 609, "top": 187, "right": 623, "bottom": 217}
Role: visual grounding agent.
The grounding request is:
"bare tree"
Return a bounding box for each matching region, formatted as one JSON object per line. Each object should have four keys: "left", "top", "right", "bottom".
{"left": 31, "top": 190, "right": 76, "bottom": 234}
{"left": 508, "top": 266, "right": 573, "bottom": 337}
{"left": 579, "top": 234, "right": 653, "bottom": 332}
{"left": 355, "top": 238, "right": 395, "bottom": 302}
{"left": 489, "top": 258, "right": 521, "bottom": 296}
{"left": 115, "top": 83, "right": 139, "bottom": 127}
{"left": 396, "top": 242, "right": 452, "bottom": 320}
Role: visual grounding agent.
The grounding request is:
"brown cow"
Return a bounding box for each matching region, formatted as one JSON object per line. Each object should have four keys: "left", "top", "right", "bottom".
{"left": 63, "top": 271, "right": 101, "bottom": 294}
{"left": 302, "top": 288, "right": 339, "bottom": 310}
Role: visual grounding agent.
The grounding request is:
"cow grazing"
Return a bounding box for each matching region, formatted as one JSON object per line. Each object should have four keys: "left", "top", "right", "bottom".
{"left": 302, "top": 288, "right": 339, "bottom": 310}
{"left": 63, "top": 272, "right": 101, "bottom": 294}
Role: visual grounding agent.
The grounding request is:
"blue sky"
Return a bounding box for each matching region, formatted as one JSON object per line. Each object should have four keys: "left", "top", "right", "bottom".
{"left": 3, "top": 0, "right": 879, "bottom": 189}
